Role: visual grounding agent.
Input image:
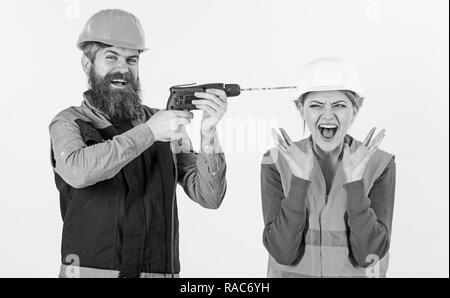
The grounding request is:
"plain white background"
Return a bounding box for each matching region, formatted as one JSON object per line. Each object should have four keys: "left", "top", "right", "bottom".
{"left": 0, "top": 0, "right": 448, "bottom": 278}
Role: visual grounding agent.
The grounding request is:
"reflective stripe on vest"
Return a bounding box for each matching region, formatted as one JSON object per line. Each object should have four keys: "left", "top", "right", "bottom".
{"left": 267, "top": 137, "right": 393, "bottom": 278}
{"left": 58, "top": 265, "right": 179, "bottom": 278}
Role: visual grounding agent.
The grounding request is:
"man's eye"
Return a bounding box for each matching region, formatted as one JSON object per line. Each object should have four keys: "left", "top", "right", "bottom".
{"left": 334, "top": 104, "right": 347, "bottom": 108}
{"left": 128, "top": 59, "right": 137, "bottom": 64}
{"left": 106, "top": 56, "right": 117, "bottom": 61}
{"left": 310, "top": 104, "right": 321, "bottom": 108}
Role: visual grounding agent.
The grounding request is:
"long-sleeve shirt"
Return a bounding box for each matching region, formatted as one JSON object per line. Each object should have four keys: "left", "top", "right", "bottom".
{"left": 261, "top": 155, "right": 396, "bottom": 268}
{"left": 49, "top": 96, "right": 227, "bottom": 209}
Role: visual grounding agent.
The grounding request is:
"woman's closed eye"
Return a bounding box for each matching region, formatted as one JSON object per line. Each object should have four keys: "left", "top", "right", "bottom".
{"left": 310, "top": 103, "right": 323, "bottom": 109}
{"left": 333, "top": 103, "right": 347, "bottom": 108}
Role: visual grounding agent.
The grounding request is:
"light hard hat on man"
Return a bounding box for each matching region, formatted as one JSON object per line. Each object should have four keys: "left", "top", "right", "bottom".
{"left": 77, "top": 9, "right": 147, "bottom": 51}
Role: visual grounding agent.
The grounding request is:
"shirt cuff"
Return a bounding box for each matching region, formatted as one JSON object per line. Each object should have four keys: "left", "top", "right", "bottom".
{"left": 126, "top": 123, "right": 155, "bottom": 155}
{"left": 343, "top": 180, "right": 371, "bottom": 214}
{"left": 283, "top": 176, "right": 311, "bottom": 212}
{"left": 200, "top": 130, "right": 223, "bottom": 154}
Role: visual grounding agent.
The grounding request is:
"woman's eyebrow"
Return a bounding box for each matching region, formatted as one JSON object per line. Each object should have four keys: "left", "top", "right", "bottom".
{"left": 332, "top": 100, "right": 348, "bottom": 104}
{"left": 309, "top": 100, "right": 323, "bottom": 105}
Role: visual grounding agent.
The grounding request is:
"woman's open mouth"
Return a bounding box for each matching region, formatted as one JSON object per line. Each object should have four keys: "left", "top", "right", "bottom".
{"left": 317, "top": 123, "right": 339, "bottom": 141}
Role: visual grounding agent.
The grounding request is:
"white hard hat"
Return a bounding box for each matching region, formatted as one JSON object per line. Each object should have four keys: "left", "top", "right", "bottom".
{"left": 297, "top": 57, "right": 365, "bottom": 100}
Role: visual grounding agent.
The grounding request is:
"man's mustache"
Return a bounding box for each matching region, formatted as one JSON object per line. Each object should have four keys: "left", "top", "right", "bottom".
{"left": 104, "top": 71, "right": 136, "bottom": 85}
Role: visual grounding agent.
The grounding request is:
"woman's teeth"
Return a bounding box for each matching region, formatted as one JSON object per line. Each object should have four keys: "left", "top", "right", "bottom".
{"left": 319, "top": 124, "right": 337, "bottom": 129}
{"left": 318, "top": 124, "right": 338, "bottom": 139}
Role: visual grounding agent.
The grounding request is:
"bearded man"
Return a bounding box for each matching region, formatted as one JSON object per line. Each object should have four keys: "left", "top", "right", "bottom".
{"left": 49, "top": 9, "right": 228, "bottom": 278}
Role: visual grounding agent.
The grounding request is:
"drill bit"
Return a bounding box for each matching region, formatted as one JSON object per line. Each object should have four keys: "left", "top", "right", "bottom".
{"left": 240, "top": 86, "right": 298, "bottom": 92}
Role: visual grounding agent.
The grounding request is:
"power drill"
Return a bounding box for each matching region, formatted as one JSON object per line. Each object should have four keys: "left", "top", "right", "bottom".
{"left": 166, "top": 83, "right": 241, "bottom": 111}
{"left": 166, "top": 83, "right": 299, "bottom": 111}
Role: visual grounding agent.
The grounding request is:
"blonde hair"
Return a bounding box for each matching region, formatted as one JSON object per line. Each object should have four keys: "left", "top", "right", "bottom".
{"left": 294, "top": 90, "right": 364, "bottom": 112}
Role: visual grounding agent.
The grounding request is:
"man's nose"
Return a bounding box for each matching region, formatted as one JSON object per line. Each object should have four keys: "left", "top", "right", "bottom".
{"left": 111, "top": 66, "right": 131, "bottom": 77}
{"left": 114, "top": 57, "right": 130, "bottom": 72}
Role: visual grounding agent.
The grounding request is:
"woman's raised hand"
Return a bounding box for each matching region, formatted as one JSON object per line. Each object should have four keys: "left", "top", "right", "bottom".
{"left": 271, "top": 128, "right": 314, "bottom": 181}
{"left": 343, "top": 127, "right": 386, "bottom": 183}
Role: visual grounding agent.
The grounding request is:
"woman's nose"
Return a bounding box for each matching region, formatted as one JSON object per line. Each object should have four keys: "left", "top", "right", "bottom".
{"left": 321, "top": 106, "right": 334, "bottom": 118}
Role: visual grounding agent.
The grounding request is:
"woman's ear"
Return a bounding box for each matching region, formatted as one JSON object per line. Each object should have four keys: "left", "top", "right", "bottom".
{"left": 81, "top": 55, "right": 92, "bottom": 76}
{"left": 297, "top": 102, "right": 305, "bottom": 120}
{"left": 351, "top": 106, "right": 358, "bottom": 124}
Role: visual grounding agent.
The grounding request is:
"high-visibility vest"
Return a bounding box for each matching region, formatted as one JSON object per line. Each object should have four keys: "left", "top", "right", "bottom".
{"left": 267, "top": 137, "right": 393, "bottom": 278}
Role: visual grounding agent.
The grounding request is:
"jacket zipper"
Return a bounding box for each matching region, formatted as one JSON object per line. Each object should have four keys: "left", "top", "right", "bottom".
{"left": 318, "top": 199, "right": 325, "bottom": 278}
{"left": 170, "top": 142, "right": 178, "bottom": 278}
{"left": 170, "top": 176, "right": 176, "bottom": 278}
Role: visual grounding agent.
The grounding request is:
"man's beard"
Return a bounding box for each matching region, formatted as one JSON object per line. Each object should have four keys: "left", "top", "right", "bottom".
{"left": 88, "top": 67, "right": 143, "bottom": 123}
